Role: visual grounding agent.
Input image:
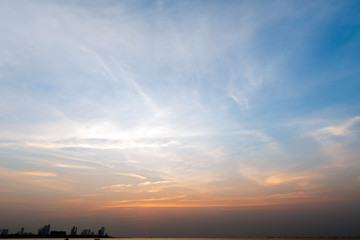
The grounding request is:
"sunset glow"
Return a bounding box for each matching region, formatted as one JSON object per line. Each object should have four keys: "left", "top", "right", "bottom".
{"left": 0, "top": 0, "right": 360, "bottom": 237}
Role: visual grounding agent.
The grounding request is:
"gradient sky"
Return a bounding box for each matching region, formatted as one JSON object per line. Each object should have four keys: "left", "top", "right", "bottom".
{"left": 1, "top": 0, "right": 360, "bottom": 237}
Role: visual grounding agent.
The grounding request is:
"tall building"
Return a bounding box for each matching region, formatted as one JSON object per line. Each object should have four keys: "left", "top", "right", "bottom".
{"left": 80, "top": 229, "right": 90, "bottom": 236}
{"left": 70, "top": 226, "right": 77, "bottom": 235}
{"left": 20, "top": 227, "right": 24, "bottom": 235}
{"left": 98, "top": 227, "right": 105, "bottom": 236}
{"left": 1, "top": 229, "right": 9, "bottom": 235}
{"left": 38, "top": 224, "right": 50, "bottom": 236}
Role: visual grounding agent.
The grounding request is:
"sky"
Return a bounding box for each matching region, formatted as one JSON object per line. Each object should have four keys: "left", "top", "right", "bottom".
{"left": 0, "top": 0, "right": 360, "bottom": 237}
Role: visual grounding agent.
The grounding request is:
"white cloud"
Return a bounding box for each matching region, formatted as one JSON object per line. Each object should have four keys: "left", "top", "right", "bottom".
{"left": 55, "top": 164, "right": 92, "bottom": 169}
{"left": 115, "top": 173, "right": 146, "bottom": 180}
{"left": 0, "top": 0, "right": 359, "bottom": 213}
{"left": 313, "top": 116, "right": 360, "bottom": 137}
{"left": 100, "top": 184, "right": 133, "bottom": 191}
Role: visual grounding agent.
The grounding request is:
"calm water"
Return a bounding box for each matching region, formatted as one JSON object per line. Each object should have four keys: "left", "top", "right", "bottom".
{"left": 3, "top": 238, "right": 360, "bottom": 240}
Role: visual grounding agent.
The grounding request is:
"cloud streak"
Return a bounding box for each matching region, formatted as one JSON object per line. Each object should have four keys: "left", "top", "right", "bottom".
{"left": 0, "top": 1, "right": 360, "bottom": 236}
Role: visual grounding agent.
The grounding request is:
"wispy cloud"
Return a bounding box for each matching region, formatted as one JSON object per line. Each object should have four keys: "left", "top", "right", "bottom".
{"left": 110, "top": 58, "right": 156, "bottom": 109}
{"left": 100, "top": 184, "right": 133, "bottom": 192}
{"left": 226, "top": 67, "right": 264, "bottom": 110}
{"left": 0, "top": 1, "right": 359, "bottom": 226}
{"left": 0, "top": 168, "right": 57, "bottom": 178}
{"left": 263, "top": 171, "right": 323, "bottom": 189}
{"left": 139, "top": 180, "right": 170, "bottom": 186}
{"left": 312, "top": 116, "right": 360, "bottom": 137}
{"left": 22, "top": 171, "right": 57, "bottom": 177}
{"left": 0, "top": 138, "right": 179, "bottom": 150}
{"left": 54, "top": 163, "right": 92, "bottom": 169}
{"left": 115, "top": 173, "right": 146, "bottom": 180}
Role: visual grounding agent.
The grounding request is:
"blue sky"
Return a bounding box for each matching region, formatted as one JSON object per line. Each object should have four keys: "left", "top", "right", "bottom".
{"left": 0, "top": 0, "right": 360, "bottom": 237}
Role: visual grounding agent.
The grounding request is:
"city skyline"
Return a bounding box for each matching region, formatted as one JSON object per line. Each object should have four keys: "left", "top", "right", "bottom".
{"left": 0, "top": 0, "right": 360, "bottom": 237}
{"left": 0, "top": 224, "right": 107, "bottom": 237}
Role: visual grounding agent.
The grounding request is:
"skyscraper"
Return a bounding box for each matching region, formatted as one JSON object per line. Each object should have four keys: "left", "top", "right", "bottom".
{"left": 80, "top": 229, "right": 90, "bottom": 236}
{"left": 38, "top": 224, "right": 50, "bottom": 236}
{"left": 70, "top": 226, "right": 77, "bottom": 236}
{"left": 98, "top": 227, "right": 105, "bottom": 236}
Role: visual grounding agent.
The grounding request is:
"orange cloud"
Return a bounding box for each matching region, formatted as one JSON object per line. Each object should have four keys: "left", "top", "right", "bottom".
{"left": 23, "top": 171, "right": 57, "bottom": 177}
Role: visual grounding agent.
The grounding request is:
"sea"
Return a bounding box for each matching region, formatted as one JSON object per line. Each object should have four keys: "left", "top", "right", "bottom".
{"left": 2, "top": 238, "right": 360, "bottom": 240}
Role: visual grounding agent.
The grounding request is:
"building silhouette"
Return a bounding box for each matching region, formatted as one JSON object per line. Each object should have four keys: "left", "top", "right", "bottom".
{"left": 80, "top": 229, "right": 91, "bottom": 236}
{"left": 1, "top": 229, "right": 9, "bottom": 235}
{"left": 98, "top": 227, "right": 105, "bottom": 236}
{"left": 0, "top": 224, "right": 109, "bottom": 238}
{"left": 49, "top": 231, "right": 67, "bottom": 237}
{"left": 70, "top": 226, "right": 77, "bottom": 236}
{"left": 38, "top": 224, "right": 50, "bottom": 236}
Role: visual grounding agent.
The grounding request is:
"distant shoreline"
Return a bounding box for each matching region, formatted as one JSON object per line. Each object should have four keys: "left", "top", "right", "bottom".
{"left": 0, "top": 236, "right": 111, "bottom": 239}
{"left": 1, "top": 237, "right": 360, "bottom": 239}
